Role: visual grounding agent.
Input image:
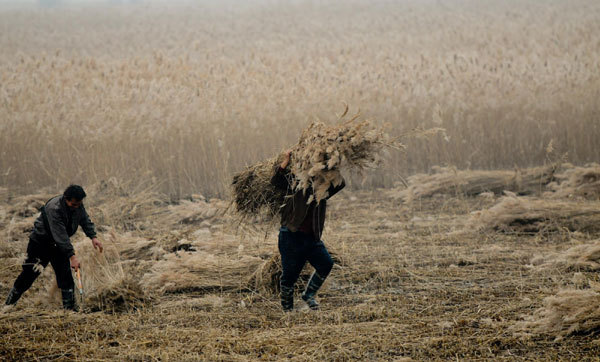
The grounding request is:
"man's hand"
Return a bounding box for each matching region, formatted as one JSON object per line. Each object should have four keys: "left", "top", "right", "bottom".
{"left": 91, "top": 237, "right": 103, "bottom": 253}
{"left": 280, "top": 150, "right": 292, "bottom": 169}
{"left": 70, "top": 255, "right": 80, "bottom": 271}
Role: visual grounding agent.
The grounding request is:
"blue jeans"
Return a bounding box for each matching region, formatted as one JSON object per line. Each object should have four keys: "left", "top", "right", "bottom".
{"left": 278, "top": 227, "right": 333, "bottom": 290}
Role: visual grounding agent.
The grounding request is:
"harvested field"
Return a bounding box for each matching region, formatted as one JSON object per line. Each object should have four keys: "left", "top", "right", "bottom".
{"left": 2, "top": 180, "right": 600, "bottom": 360}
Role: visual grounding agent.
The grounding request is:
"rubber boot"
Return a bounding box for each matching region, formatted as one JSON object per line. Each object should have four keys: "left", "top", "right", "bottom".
{"left": 301, "top": 271, "right": 326, "bottom": 310}
{"left": 61, "top": 289, "right": 78, "bottom": 311}
{"left": 280, "top": 285, "right": 294, "bottom": 312}
{"left": 5, "top": 287, "right": 22, "bottom": 306}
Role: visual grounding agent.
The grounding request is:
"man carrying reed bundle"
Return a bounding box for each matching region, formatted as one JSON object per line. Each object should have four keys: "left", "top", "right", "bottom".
{"left": 232, "top": 114, "right": 399, "bottom": 311}
{"left": 4, "top": 185, "right": 103, "bottom": 311}
{"left": 271, "top": 150, "right": 345, "bottom": 311}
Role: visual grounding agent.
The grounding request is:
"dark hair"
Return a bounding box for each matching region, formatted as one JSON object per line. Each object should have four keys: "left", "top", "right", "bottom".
{"left": 63, "top": 184, "right": 86, "bottom": 200}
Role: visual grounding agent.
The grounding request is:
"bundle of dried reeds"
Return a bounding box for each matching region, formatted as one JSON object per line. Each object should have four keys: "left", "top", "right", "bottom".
{"left": 513, "top": 282, "right": 600, "bottom": 341}
{"left": 85, "top": 278, "right": 150, "bottom": 313}
{"left": 231, "top": 115, "right": 399, "bottom": 220}
{"left": 546, "top": 163, "right": 600, "bottom": 200}
{"left": 389, "top": 165, "right": 556, "bottom": 203}
{"left": 231, "top": 156, "right": 287, "bottom": 221}
{"left": 140, "top": 251, "right": 263, "bottom": 294}
{"left": 466, "top": 196, "right": 600, "bottom": 234}
{"left": 72, "top": 233, "right": 149, "bottom": 312}
{"left": 531, "top": 240, "right": 600, "bottom": 271}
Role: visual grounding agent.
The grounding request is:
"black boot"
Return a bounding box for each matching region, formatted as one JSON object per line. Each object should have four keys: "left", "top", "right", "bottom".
{"left": 5, "top": 287, "right": 22, "bottom": 306}
{"left": 301, "top": 271, "right": 326, "bottom": 310}
{"left": 280, "top": 285, "right": 294, "bottom": 312}
{"left": 61, "top": 289, "right": 78, "bottom": 311}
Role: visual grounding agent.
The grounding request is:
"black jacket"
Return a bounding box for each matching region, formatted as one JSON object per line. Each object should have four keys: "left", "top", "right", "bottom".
{"left": 30, "top": 195, "right": 97, "bottom": 257}
{"left": 270, "top": 166, "right": 345, "bottom": 240}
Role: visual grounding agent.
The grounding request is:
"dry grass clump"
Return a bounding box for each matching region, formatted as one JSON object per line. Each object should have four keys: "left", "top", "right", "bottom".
{"left": 247, "top": 249, "right": 344, "bottom": 295}
{"left": 531, "top": 240, "right": 600, "bottom": 272}
{"left": 73, "top": 234, "right": 149, "bottom": 313}
{"left": 246, "top": 253, "right": 284, "bottom": 295}
{"left": 232, "top": 115, "right": 398, "bottom": 220}
{"left": 140, "top": 251, "right": 263, "bottom": 294}
{"left": 389, "top": 165, "right": 556, "bottom": 202}
{"left": 546, "top": 163, "right": 600, "bottom": 200}
{"left": 85, "top": 278, "right": 150, "bottom": 313}
{"left": 466, "top": 196, "right": 600, "bottom": 234}
{"left": 513, "top": 282, "right": 600, "bottom": 341}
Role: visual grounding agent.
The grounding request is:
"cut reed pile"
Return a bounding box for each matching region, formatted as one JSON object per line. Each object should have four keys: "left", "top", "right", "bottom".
{"left": 531, "top": 240, "right": 600, "bottom": 272}
{"left": 140, "top": 251, "right": 263, "bottom": 294}
{"left": 232, "top": 115, "right": 400, "bottom": 221}
{"left": 513, "top": 282, "right": 600, "bottom": 341}
{"left": 546, "top": 163, "right": 600, "bottom": 200}
{"left": 72, "top": 233, "right": 150, "bottom": 313}
{"left": 389, "top": 165, "right": 557, "bottom": 203}
{"left": 466, "top": 196, "right": 600, "bottom": 234}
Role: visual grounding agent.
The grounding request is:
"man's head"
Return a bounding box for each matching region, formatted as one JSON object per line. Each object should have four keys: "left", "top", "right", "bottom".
{"left": 63, "top": 184, "right": 86, "bottom": 209}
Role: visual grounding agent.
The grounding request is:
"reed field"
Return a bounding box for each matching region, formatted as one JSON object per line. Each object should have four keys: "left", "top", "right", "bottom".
{"left": 1, "top": 0, "right": 599, "bottom": 198}
{"left": 1, "top": 0, "right": 600, "bottom": 360}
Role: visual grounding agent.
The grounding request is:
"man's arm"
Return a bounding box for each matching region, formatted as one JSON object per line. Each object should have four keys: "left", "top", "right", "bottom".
{"left": 80, "top": 206, "right": 103, "bottom": 252}
{"left": 271, "top": 150, "right": 292, "bottom": 191}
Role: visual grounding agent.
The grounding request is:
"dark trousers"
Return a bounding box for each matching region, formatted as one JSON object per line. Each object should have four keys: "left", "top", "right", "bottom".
{"left": 278, "top": 227, "right": 333, "bottom": 290}
{"left": 12, "top": 238, "right": 74, "bottom": 294}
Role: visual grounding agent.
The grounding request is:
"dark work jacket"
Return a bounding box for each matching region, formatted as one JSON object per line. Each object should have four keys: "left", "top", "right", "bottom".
{"left": 30, "top": 195, "right": 97, "bottom": 257}
{"left": 270, "top": 166, "right": 345, "bottom": 240}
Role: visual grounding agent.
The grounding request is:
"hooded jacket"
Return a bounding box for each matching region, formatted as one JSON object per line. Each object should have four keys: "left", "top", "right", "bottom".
{"left": 30, "top": 195, "right": 97, "bottom": 257}
{"left": 270, "top": 166, "right": 345, "bottom": 240}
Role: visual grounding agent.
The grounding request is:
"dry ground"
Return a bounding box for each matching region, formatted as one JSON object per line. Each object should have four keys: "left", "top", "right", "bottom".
{"left": 1, "top": 188, "right": 599, "bottom": 361}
